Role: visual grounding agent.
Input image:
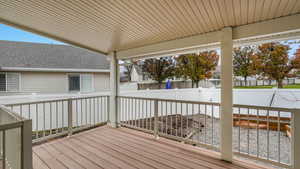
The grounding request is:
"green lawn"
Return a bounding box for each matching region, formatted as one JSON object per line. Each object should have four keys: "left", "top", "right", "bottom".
{"left": 234, "top": 84, "right": 300, "bottom": 89}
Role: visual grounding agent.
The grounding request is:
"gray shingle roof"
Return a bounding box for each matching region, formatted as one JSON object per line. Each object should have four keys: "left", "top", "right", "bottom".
{"left": 0, "top": 40, "right": 109, "bottom": 70}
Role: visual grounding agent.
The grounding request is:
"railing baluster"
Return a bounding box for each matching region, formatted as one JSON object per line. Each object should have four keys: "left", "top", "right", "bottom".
{"left": 85, "top": 99, "right": 87, "bottom": 125}
{"left": 181, "top": 102, "right": 183, "bottom": 138}
{"left": 76, "top": 99, "right": 78, "bottom": 127}
{"left": 170, "top": 102, "right": 173, "bottom": 136}
{"left": 135, "top": 99, "right": 137, "bottom": 127}
{"left": 100, "top": 97, "right": 103, "bottom": 123}
{"left": 257, "top": 109, "right": 259, "bottom": 158}
{"left": 93, "top": 97, "right": 94, "bottom": 124}
{"left": 81, "top": 99, "right": 83, "bottom": 126}
{"left": 165, "top": 101, "right": 168, "bottom": 134}
{"left": 56, "top": 101, "right": 58, "bottom": 134}
{"left": 204, "top": 104, "right": 207, "bottom": 144}
{"left": 138, "top": 99, "right": 141, "bottom": 128}
{"left": 150, "top": 100, "right": 152, "bottom": 131}
{"left": 211, "top": 105, "right": 214, "bottom": 146}
{"left": 191, "top": 103, "right": 194, "bottom": 141}
{"left": 238, "top": 107, "right": 241, "bottom": 153}
{"left": 143, "top": 99, "right": 145, "bottom": 129}
{"left": 36, "top": 104, "right": 38, "bottom": 139}
{"left": 146, "top": 100, "right": 148, "bottom": 130}
{"left": 247, "top": 108, "right": 250, "bottom": 155}
{"left": 62, "top": 101, "right": 64, "bottom": 132}
{"left": 50, "top": 102, "right": 52, "bottom": 135}
{"left": 43, "top": 103, "right": 45, "bottom": 137}
{"left": 97, "top": 97, "right": 99, "bottom": 124}
{"left": 186, "top": 103, "right": 188, "bottom": 138}
{"left": 131, "top": 98, "right": 133, "bottom": 126}
{"left": 175, "top": 102, "right": 178, "bottom": 137}
{"left": 277, "top": 111, "right": 281, "bottom": 163}
{"left": 267, "top": 110, "right": 270, "bottom": 160}
{"left": 154, "top": 100, "right": 158, "bottom": 139}
{"left": 198, "top": 104, "right": 200, "bottom": 143}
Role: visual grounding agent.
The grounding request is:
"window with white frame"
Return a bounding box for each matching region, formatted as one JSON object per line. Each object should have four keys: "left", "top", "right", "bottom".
{"left": 0, "top": 72, "right": 20, "bottom": 92}
{"left": 68, "top": 74, "right": 93, "bottom": 92}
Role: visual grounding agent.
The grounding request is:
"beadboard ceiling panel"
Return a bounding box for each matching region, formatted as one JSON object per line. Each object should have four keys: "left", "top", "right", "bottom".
{"left": 0, "top": 0, "right": 299, "bottom": 55}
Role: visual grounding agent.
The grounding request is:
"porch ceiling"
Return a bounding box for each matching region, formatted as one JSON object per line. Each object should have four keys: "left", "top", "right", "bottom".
{"left": 1, "top": 0, "right": 300, "bottom": 58}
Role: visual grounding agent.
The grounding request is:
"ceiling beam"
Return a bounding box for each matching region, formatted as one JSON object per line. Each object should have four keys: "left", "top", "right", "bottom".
{"left": 0, "top": 17, "right": 108, "bottom": 56}
{"left": 118, "top": 13, "right": 300, "bottom": 59}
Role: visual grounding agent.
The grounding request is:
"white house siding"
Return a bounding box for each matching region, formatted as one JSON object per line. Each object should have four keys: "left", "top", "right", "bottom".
{"left": 21, "top": 72, "right": 68, "bottom": 93}
{"left": 93, "top": 72, "right": 110, "bottom": 91}
{"left": 19, "top": 72, "right": 110, "bottom": 93}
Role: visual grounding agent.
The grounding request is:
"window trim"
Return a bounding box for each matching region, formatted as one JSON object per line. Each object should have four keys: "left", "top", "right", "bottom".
{"left": 0, "top": 72, "right": 21, "bottom": 92}
{"left": 67, "top": 73, "right": 94, "bottom": 92}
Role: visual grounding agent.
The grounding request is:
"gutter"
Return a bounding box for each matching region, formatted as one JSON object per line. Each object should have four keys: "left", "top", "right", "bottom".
{"left": 0, "top": 67, "right": 110, "bottom": 73}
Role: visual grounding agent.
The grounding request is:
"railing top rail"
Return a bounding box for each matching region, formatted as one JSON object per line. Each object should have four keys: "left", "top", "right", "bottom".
{"left": 118, "top": 95, "right": 297, "bottom": 112}
{"left": 5, "top": 95, "right": 110, "bottom": 107}
{"left": 118, "top": 95, "right": 221, "bottom": 106}
{"left": 0, "top": 121, "right": 23, "bottom": 131}
{"left": 233, "top": 104, "right": 295, "bottom": 112}
{"left": 0, "top": 105, "right": 27, "bottom": 121}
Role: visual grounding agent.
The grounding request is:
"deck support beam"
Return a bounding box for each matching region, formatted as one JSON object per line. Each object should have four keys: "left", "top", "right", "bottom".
{"left": 109, "top": 51, "right": 120, "bottom": 128}
{"left": 220, "top": 27, "right": 233, "bottom": 162}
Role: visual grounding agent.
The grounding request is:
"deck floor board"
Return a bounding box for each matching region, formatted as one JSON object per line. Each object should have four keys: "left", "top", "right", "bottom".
{"left": 33, "top": 126, "right": 271, "bottom": 169}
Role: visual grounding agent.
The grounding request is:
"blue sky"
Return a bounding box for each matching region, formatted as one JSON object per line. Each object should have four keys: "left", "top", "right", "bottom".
{"left": 0, "top": 23, "right": 299, "bottom": 56}
{"left": 0, "top": 24, "right": 64, "bottom": 44}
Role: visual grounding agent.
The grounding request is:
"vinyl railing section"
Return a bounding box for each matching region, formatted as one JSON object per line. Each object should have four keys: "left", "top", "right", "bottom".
{"left": 5, "top": 95, "right": 109, "bottom": 143}
{"left": 0, "top": 106, "right": 32, "bottom": 169}
{"left": 118, "top": 96, "right": 299, "bottom": 168}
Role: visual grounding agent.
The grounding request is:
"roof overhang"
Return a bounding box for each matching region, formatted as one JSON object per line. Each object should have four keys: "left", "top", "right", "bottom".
{"left": 118, "top": 14, "right": 300, "bottom": 59}
{"left": 0, "top": 67, "right": 110, "bottom": 73}
{"left": 0, "top": 1, "right": 300, "bottom": 60}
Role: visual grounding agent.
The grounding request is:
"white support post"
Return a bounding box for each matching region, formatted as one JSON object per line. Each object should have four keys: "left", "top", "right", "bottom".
{"left": 109, "top": 51, "right": 120, "bottom": 128}
{"left": 67, "top": 99, "right": 73, "bottom": 136}
{"left": 22, "top": 120, "right": 32, "bottom": 169}
{"left": 292, "top": 109, "right": 300, "bottom": 169}
{"left": 220, "top": 27, "right": 233, "bottom": 162}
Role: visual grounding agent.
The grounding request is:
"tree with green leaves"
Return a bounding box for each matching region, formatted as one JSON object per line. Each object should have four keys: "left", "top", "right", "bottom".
{"left": 175, "top": 51, "right": 219, "bottom": 88}
{"left": 255, "top": 42, "right": 300, "bottom": 88}
{"left": 141, "top": 56, "right": 175, "bottom": 88}
{"left": 233, "top": 46, "right": 257, "bottom": 85}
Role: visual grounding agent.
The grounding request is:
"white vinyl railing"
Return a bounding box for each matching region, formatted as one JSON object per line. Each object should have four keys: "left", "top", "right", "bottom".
{"left": 5, "top": 95, "right": 109, "bottom": 143}
{"left": 118, "top": 96, "right": 298, "bottom": 168}
{"left": 0, "top": 106, "right": 32, "bottom": 169}
{"left": 118, "top": 96, "right": 220, "bottom": 150}
{"left": 233, "top": 105, "right": 293, "bottom": 168}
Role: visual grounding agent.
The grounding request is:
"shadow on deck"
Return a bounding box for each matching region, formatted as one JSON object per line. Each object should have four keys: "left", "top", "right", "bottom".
{"left": 33, "top": 126, "right": 271, "bottom": 169}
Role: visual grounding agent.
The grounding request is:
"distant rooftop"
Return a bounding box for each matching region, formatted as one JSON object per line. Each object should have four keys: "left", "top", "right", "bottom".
{"left": 0, "top": 40, "right": 109, "bottom": 71}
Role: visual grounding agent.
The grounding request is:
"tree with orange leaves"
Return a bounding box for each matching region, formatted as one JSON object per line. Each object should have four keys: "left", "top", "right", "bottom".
{"left": 175, "top": 51, "right": 219, "bottom": 88}
{"left": 256, "top": 42, "right": 300, "bottom": 88}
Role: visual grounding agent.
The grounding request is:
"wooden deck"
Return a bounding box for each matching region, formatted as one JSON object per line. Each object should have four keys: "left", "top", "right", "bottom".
{"left": 33, "top": 126, "right": 271, "bottom": 169}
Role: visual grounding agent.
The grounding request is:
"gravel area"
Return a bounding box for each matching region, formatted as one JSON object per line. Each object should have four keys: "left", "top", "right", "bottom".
{"left": 192, "top": 116, "right": 291, "bottom": 168}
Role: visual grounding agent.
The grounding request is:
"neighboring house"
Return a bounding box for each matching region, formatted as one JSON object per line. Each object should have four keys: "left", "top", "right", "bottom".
{"left": 130, "top": 65, "right": 150, "bottom": 82}
{"left": 0, "top": 40, "right": 110, "bottom": 95}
